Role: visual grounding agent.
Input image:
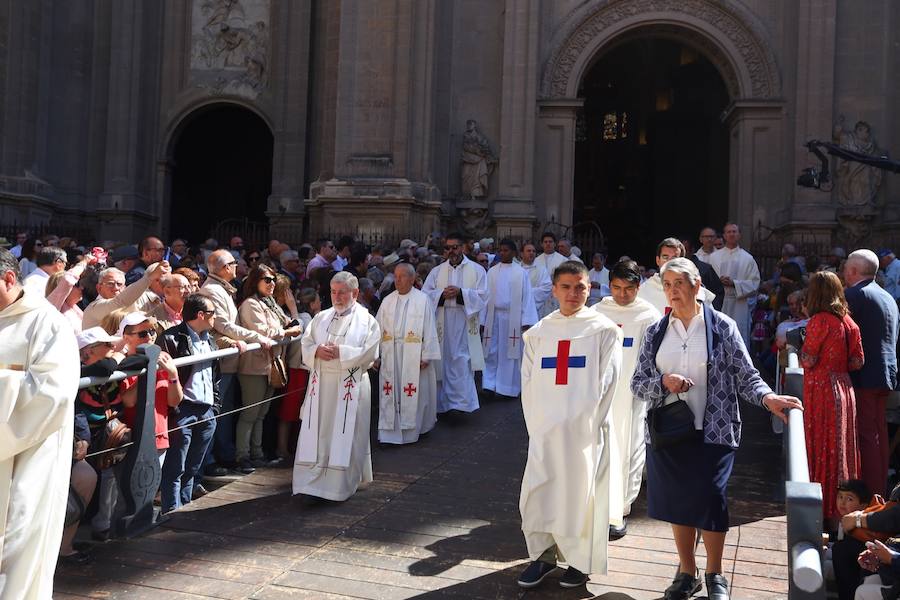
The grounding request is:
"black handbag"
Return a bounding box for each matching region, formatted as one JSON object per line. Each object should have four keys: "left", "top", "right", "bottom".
{"left": 648, "top": 396, "right": 698, "bottom": 450}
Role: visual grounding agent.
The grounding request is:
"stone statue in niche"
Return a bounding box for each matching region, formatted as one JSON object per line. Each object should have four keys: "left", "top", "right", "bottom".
{"left": 460, "top": 120, "right": 498, "bottom": 199}
{"left": 833, "top": 116, "right": 883, "bottom": 210}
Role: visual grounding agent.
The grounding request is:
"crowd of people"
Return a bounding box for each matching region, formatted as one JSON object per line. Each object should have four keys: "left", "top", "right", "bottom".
{"left": 0, "top": 223, "right": 899, "bottom": 599}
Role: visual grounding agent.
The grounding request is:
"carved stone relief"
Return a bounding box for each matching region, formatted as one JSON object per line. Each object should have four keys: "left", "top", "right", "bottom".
{"left": 191, "top": 0, "right": 270, "bottom": 98}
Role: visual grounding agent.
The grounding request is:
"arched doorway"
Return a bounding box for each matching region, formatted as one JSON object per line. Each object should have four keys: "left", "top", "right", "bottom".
{"left": 168, "top": 104, "right": 274, "bottom": 244}
{"left": 574, "top": 38, "right": 729, "bottom": 260}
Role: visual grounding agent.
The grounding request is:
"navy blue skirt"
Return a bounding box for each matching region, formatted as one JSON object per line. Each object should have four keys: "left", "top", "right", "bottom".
{"left": 645, "top": 434, "right": 736, "bottom": 532}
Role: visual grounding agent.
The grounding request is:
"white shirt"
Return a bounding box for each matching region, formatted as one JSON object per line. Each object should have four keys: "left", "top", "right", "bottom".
{"left": 655, "top": 310, "right": 708, "bottom": 430}
{"left": 22, "top": 269, "right": 50, "bottom": 297}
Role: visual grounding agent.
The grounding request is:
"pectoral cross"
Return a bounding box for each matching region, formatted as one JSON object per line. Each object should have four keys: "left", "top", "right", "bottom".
{"left": 682, "top": 342, "right": 688, "bottom": 351}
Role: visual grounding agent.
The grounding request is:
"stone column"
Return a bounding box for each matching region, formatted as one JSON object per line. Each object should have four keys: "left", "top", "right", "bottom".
{"left": 493, "top": 0, "right": 539, "bottom": 240}
{"left": 535, "top": 99, "right": 582, "bottom": 231}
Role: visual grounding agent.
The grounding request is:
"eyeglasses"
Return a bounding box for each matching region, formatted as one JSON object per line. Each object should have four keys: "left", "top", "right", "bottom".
{"left": 224, "top": 261, "right": 237, "bottom": 267}
{"left": 101, "top": 281, "right": 126, "bottom": 288}
{"left": 34, "top": 242, "right": 44, "bottom": 247}
{"left": 198, "top": 309, "right": 216, "bottom": 317}
{"left": 126, "top": 329, "right": 157, "bottom": 339}
{"left": 261, "top": 276, "right": 276, "bottom": 284}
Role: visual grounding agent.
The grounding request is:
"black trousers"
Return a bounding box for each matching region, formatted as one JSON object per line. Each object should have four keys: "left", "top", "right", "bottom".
{"left": 832, "top": 537, "right": 867, "bottom": 600}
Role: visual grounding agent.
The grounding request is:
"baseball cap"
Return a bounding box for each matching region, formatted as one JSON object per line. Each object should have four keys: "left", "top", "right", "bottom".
{"left": 383, "top": 252, "right": 401, "bottom": 267}
{"left": 116, "top": 311, "right": 152, "bottom": 337}
{"left": 877, "top": 248, "right": 894, "bottom": 259}
{"left": 77, "top": 326, "right": 121, "bottom": 350}
{"left": 399, "top": 239, "right": 418, "bottom": 250}
{"left": 110, "top": 245, "right": 139, "bottom": 263}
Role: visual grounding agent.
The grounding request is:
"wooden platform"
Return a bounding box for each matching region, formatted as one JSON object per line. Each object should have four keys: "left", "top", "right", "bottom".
{"left": 55, "top": 398, "right": 789, "bottom": 599}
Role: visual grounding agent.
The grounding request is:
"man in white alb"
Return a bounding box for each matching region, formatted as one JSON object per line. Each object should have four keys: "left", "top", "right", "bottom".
{"left": 707, "top": 223, "right": 761, "bottom": 345}
{"left": 481, "top": 240, "right": 538, "bottom": 399}
{"left": 593, "top": 259, "right": 660, "bottom": 540}
{"left": 521, "top": 243, "right": 552, "bottom": 316}
{"left": 422, "top": 233, "right": 487, "bottom": 414}
{"left": 293, "top": 272, "right": 381, "bottom": 501}
{"left": 518, "top": 260, "right": 622, "bottom": 590}
{"left": 695, "top": 227, "right": 717, "bottom": 264}
{"left": 534, "top": 232, "right": 568, "bottom": 317}
{"left": 375, "top": 263, "right": 441, "bottom": 444}
{"left": 588, "top": 252, "right": 610, "bottom": 306}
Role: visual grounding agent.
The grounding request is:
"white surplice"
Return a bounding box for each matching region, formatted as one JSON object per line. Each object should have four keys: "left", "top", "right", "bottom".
{"left": 375, "top": 288, "right": 441, "bottom": 444}
{"left": 481, "top": 263, "right": 538, "bottom": 397}
{"left": 522, "top": 262, "right": 552, "bottom": 316}
{"left": 637, "top": 272, "right": 717, "bottom": 316}
{"left": 588, "top": 267, "right": 610, "bottom": 306}
{"left": 534, "top": 252, "right": 568, "bottom": 317}
{"left": 0, "top": 289, "right": 79, "bottom": 600}
{"left": 519, "top": 306, "right": 622, "bottom": 575}
{"left": 422, "top": 257, "right": 487, "bottom": 413}
{"left": 293, "top": 302, "right": 380, "bottom": 501}
{"left": 593, "top": 296, "right": 661, "bottom": 522}
{"left": 695, "top": 247, "right": 715, "bottom": 264}
{"left": 708, "top": 246, "right": 760, "bottom": 344}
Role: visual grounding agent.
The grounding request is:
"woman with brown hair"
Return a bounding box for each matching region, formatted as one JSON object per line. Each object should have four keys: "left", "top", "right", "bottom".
{"left": 800, "top": 271, "right": 864, "bottom": 527}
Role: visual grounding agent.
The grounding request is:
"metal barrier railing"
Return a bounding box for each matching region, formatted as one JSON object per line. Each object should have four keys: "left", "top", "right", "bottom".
{"left": 77, "top": 338, "right": 300, "bottom": 538}
{"left": 781, "top": 350, "right": 825, "bottom": 599}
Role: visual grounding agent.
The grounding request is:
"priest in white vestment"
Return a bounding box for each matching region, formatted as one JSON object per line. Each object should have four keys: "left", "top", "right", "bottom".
{"left": 422, "top": 234, "right": 487, "bottom": 414}
{"left": 695, "top": 227, "right": 718, "bottom": 264}
{"left": 707, "top": 223, "right": 760, "bottom": 345}
{"left": 521, "top": 243, "right": 552, "bottom": 316}
{"left": 588, "top": 253, "right": 610, "bottom": 306}
{"left": 481, "top": 240, "right": 538, "bottom": 398}
{"left": 293, "top": 272, "right": 381, "bottom": 501}
{"left": 0, "top": 250, "right": 79, "bottom": 600}
{"left": 592, "top": 260, "right": 661, "bottom": 539}
{"left": 638, "top": 238, "right": 716, "bottom": 314}
{"left": 375, "top": 263, "right": 441, "bottom": 444}
{"left": 517, "top": 260, "right": 622, "bottom": 589}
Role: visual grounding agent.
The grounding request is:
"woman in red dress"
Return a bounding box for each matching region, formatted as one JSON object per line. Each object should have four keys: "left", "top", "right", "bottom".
{"left": 800, "top": 271, "right": 864, "bottom": 527}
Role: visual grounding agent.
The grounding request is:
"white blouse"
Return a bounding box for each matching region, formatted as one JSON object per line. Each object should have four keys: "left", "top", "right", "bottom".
{"left": 655, "top": 309, "right": 709, "bottom": 430}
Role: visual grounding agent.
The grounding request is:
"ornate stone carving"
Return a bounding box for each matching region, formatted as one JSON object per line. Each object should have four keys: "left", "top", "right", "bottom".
{"left": 191, "top": 0, "right": 269, "bottom": 98}
{"left": 460, "top": 120, "right": 498, "bottom": 200}
{"left": 541, "top": 0, "right": 781, "bottom": 100}
{"left": 456, "top": 204, "right": 494, "bottom": 238}
{"left": 833, "top": 117, "right": 883, "bottom": 210}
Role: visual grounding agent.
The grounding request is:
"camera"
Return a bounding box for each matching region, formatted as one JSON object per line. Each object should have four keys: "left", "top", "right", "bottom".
{"left": 786, "top": 326, "right": 806, "bottom": 350}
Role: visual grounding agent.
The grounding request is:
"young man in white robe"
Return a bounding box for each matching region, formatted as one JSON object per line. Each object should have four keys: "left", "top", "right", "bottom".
{"left": 638, "top": 238, "right": 716, "bottom": 314}
{"left": 0, "top": 248, "right": 79, "bottom": 599}
{"left": 422, "top": 233, "right": 487, "bottom": 414}
{"left": 481, "top": 240, "right": 538, "bottom": 399}
{"left": 593, "top": 260, "right": 661, "bottom": 540}
{"left": 521, "top": 243, "right": 552, "bottom": 316}
{"left": 293, "top": 271, "right": 381, "bottom": 501}
{"left": 534, "top": 232, "right": 568, "bottom": 317}
{"left": 375, "top": 263, "right": 441, "bottom": 444}
{"left": 707, "top": 223, "right": 761, "bottom": 345}
{"left": 518, "top": 260, "right": 622, "bottom": 590}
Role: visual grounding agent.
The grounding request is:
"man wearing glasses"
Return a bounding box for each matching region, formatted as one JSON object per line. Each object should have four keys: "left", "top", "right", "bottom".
{"left": 82, "top": 261, "right": 170, "bottom": 329}
{"left": 305, "top": 239, "right": 337, "bottom": 279}
{"left": 22, "top": 246, "right": 68, "bottom": 296}
{"left": 695, "top": 227, "right": 718, "bottom": 264}
{"left": 125, "top": 236, "right": 167, "bottom": 285}
{"left": 422, "top": 232, "right": 488, "bottom": 416}
{"left": 147, "top": 274, "right": 191, "bottom": 333}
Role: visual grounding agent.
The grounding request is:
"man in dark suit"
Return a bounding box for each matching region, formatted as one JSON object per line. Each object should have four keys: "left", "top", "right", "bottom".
{"left": 844, "top": 249, "right": 899, "bottom": 495}
{"left": 681, "top": 238, "right": 725, "bottom": 311}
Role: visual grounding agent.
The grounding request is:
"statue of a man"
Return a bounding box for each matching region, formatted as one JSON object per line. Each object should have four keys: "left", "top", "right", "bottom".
{"left": 460, "top": 120, "right": 498, "bottom": 199}
{"left": 833, "top": 117, "right": 883, "bottom": 209}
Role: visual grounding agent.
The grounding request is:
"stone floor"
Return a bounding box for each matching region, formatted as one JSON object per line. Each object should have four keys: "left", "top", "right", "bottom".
{"left": 54, "top": 397, "right": 789, "bottom": 599}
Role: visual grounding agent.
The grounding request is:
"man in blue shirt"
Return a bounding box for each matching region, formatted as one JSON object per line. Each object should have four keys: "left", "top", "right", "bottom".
{"left": 878, "top": 248, "right": 900, "bottom": 303}
{"left": 159, "top": 294, "right": 220, "bottom": 513}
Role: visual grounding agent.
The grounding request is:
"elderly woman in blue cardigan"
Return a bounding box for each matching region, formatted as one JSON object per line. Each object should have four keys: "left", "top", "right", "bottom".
{"left": 631, "top": 258, "right": 801, "bottom": 600}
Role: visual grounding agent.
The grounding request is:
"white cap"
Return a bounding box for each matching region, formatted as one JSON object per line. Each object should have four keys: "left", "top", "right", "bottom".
{"left": 116, "top": 311, "right": 151, "bottom": 337}
{"left": 77, "top": 326, "right": 121, "bottom": 350}
{"left": 383, "top": 252, "right": 401, "bottom": 267}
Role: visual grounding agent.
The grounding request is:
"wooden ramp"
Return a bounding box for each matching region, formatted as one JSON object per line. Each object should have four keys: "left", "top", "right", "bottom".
{"left": 55, "top": 398, "right": 788, "bottom": 599}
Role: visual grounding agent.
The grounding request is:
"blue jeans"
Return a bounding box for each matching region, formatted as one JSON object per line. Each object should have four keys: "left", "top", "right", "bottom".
{"left": 204, "top": 372, "right": 238, "bottom": 468}
{"left": 161, "top": 402, "right": 216, "bottom": 513}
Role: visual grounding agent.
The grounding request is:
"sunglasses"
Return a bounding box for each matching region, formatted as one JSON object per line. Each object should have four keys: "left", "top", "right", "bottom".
{"left": 127, "top": 329, "right": 157, "bottom": 339}
{"left": 261, "top": 276, "right": 276, "bottom": 284}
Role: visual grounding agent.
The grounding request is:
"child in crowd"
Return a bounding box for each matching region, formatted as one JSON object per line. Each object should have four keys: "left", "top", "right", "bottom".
{"left": 827, "top": 479, "right": 872, "bottom": 599}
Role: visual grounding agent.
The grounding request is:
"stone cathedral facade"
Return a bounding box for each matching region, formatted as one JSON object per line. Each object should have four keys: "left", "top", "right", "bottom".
{"left": 1, "top": 0, "right": 898, "bottom": 254}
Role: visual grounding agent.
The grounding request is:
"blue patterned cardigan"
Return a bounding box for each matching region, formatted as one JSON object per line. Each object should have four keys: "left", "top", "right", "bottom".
{"left": 630, "top": 303, "right": 773, "bottom": 449}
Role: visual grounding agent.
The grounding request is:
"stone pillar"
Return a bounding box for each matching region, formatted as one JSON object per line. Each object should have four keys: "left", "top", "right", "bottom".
{"left": 535, "top": 99, "right": 582, "bottom": 231}
{"left": 493, "top": 0, "right": 539, "bottom": 240}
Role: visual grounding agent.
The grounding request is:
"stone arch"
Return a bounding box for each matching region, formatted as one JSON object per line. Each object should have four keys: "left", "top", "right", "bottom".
{"left": 540, "top": 0, "right": 781, "bottom": 101}
{"left": 159, "top": 97, "right": 275, "bottom": 161}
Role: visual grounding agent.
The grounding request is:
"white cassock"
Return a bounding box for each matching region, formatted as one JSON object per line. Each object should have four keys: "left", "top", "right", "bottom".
{"left": 293, "top": 302, "right": 380, "bottom": 501}
{"left": 519, "top": 306, "right": 622, "bottom": 575}
{"left": 588, "top": 267, "right": 610, "bottom": 306}
{"left": 637, "top": 273, "right": 717, "bottom": 316}
{"left": 708, "top": 246, "right": 760, "bottom": 344}
{"left": 481, "top": 262, "right": 538, "bottom": 397}
{"left": 534, "top": 252, "right": 568, "bottom": 317}
{"left": 522, "top": 263, "right": 552, "bottom": 316}
{"left": 0, "top": 289, "right": 79, "bottom": 599}
{"left": 375, "top": 288, "right": 441, "bottom": 444}
{"left": 592, "top": 296, "right": 661, "bottom": 524}
{"left": 422, "top": 257, "right": 487, "bottom": 413}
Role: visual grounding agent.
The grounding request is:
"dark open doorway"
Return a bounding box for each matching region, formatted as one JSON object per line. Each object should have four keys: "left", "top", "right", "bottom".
{"left": 168, "top": 104, "right": 274, "bottom": 244}
{"left": 574, "top": 37, "right": 730, "bottom": 263}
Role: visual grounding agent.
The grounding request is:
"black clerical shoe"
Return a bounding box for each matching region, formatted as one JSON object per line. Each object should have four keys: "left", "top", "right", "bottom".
{"left": 517, "top": 560, "right": 558, "bottom": 588}
{"left": 704, "top": 573, "right": 729, "bottom": 600}
{"left": 663, "top": 570, "right": 702, "bottom": 600}
{"left": 559, "top": 566, "right": 589, "bottom": 588}
{"left": 609, "top": 517, "right": 627, "bottom": 540}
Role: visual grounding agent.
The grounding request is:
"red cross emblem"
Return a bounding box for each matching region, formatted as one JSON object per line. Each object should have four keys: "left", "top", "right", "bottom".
{"left": 540, "top": 339, "right": 586, "bottom": 385}
{"left": 403, "top": 383, "right": 417, "bottom": 397}
{"left": 382, "top": 381, "right": 393, "bottom": 396}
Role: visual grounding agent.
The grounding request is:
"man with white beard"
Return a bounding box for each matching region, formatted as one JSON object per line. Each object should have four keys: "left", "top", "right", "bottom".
{"left": 375, "top": 263, "right": 441, "bottom": 444}
{"left": 638, "top": 238, "right": 716, "bottom": 314}
{"left": 481, "top": 240, "right": 538, "bottom": 399}
{"left": 708, "top": 223, "right": 761, "bottom": 345}
{"left": 520, "top": 243, "right": 552, "bottom": 316}
{"left": 422, "top": 233, "right": 487, "bottom": 415}
{"left": 293, "top": 272, "right": 381, "bottom": 501}
{"left": 0, "top": 248, "right": 79, "bottom": 598}
{"left": 518, "top": 260, "right": 622, "bottom": 590}
{"left": 534, "top": 232, "right": 569, "bottom": 317}
{"left": 593, "top": 260, "right": 660, "bottom": 540}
